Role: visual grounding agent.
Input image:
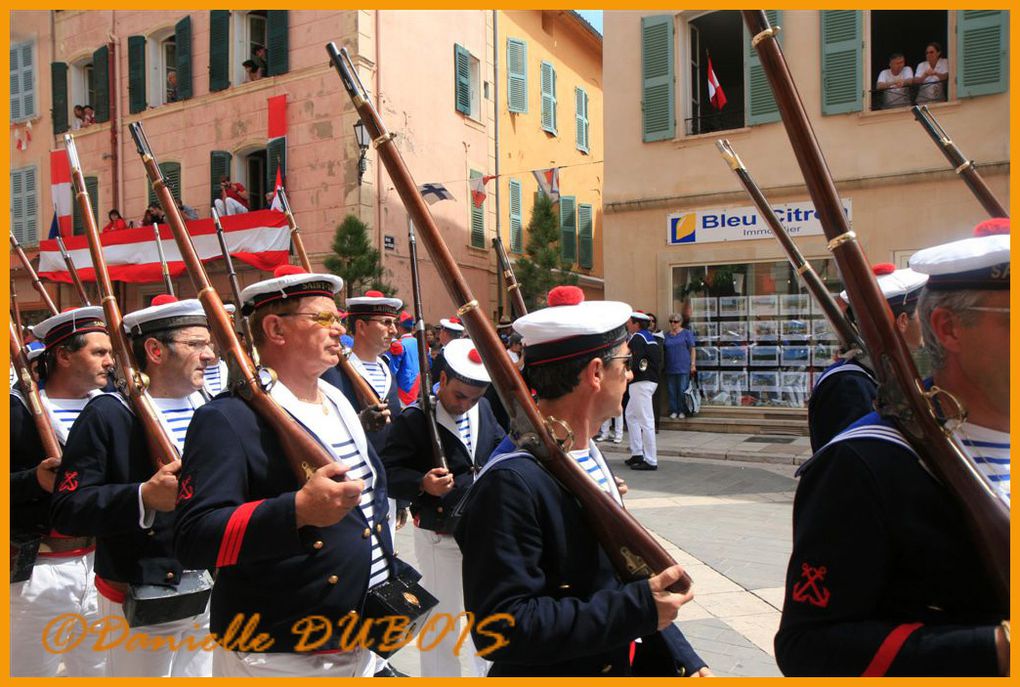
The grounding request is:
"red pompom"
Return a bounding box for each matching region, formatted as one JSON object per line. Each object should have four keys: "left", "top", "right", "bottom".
{"left": 61, "top": 306, "right": 79, "bottom": 313}
{"left": 274, "top": 264, "right": 307, "bottom": 278}
{"left": 151, "top": 294, "right": 178, "bottom": 306}
{"left": 365, "top": 290, "right": 385, "bottom": 298}
{"left": 449, "top": 317, "right": 461, "bottom": 324}
{"left": 467, "top": 348, "right": 482, "bottom": 365}
{"left": 974, "top": 217, "right": 1010, "bottom": 237}
{"left": 389, "top": 340, "right": 404, "bottom": 355}
{"left": 547, "top": 285, "right": 584, "bottom": 307}
{"left": 872, "top": 263, "right": 896, "bottom": 276}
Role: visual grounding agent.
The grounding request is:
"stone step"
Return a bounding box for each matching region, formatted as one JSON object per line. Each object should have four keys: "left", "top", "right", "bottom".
{"left": 661, "top": 415, "right": 808, "bottom": 436}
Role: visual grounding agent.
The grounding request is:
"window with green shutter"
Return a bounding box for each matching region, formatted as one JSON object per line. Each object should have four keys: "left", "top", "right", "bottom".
{"left": 174, "top": 16, "right": 193, "bottom": 101}
{"left": 575, "top": 87, "right": 589, "bottom": 153}
{"left": 641, "top": 15, "right": 674, "bottom": 142}
{"left": 507, "top": 38, "right": 528, "bottom": 113}
{"left": 577, "top": 203, "right": 593, "bottom": 269}
{"left": 51, "top": 62, "right": 69, "bottom": 134}
{"left": 454, "top": 44, "right": 472, "bottom": 115}
{"left": 559, "top": 195, "right": 577, "bottom": 264}
{"left": 266, "top": 11, "right": 289, "bottom": 76}
{"left": 469, "top": 170, "right": 485, "bottom": 248}
{"left": 149, "top": 162, "right": 181, "bottom": 207}
{"left": 957, "top": 10, "right": 1007, "bottom": 98}
{"left": 540, "top": 61, "right": 557, "bottom": 135}
{"left": 820, "top": 11, "right": 862, "bottom": 115}
{"left": 11, "top": 166, "right": 38, "bottom": 246}
{"left": 267, "top": 138, "right": 286, "bottom": 193}
{"left": 209, "top": 10, "right": 231, "bottom": 92}
{"left": 128, "top": 35, "right": 147, "bottom": 114}
{"left": 11, "top": 41, "right": 36, "bottom": 122}
{"left": 210, "top": 151, "right": 232, "bottom": 206}
{"left": 508, "top": 178, "right": 523, "bottom": 253}
{"left": 72, "top": 176, "right": 99, "bottom": 235}
{"left": 92, "top": 46, "right": 110, "bottom": 122}
{"left": 744, "top": 10, "right": 781, "bottom": 125}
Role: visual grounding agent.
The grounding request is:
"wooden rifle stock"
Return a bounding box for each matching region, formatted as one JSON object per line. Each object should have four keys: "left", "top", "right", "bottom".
{"left": 275, "top": 188, "right": 313, "bottom": 271}
{"left": 152, "top": 224, "right": 176, "bottom": 296}
{"left": 54, "top": 233, "right": 92, "bottom": 306}
{"left": 327, "top": 43, "right": 691, "bottom": 593}
{"left": 64, "top": 134, "right": 179, "bottom": 471}
{"left": 126, "top": 123, "right": 336, "bottom": 483}
{"left": 715, "top": 139, "right": 864, "bottom": 357}
{"left": 492, "top": 235, "right": 528, "bottom": 319}
{"left": 10, "top": 318, "right": 62, "bottom": 461}
{"left": 11, "top": 278, "right": 27, "bottom": 341}
{"left": 743, "top": 11, "right": 1008, "bottom": 607}
{"left": 408, "top": 220, "right": 448, "bottom": 470}
{"left": 911, "top": 105, "right": 1008, "bottom": 218}
{"left": 211, "top": 208, "right": 259, "bottom": 365}
{"left": 10, "top": 232, "right": 58, "bottom": 316}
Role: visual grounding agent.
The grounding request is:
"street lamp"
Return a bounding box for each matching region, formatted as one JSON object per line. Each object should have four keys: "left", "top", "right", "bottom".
{"left": 354, "top": 120, "right": 371, "bottom": 184}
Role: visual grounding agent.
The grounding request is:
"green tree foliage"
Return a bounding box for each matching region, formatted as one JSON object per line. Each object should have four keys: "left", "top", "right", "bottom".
{"left": 324, "top": 214, "right": 397, "bottom": 300}
{"left": 514, "top": 193, "right": 578, "bottom": 310}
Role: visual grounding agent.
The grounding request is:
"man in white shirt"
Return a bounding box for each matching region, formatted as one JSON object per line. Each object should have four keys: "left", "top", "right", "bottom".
{"left": 876, "top": 52, "right": 914, "bottom": 109}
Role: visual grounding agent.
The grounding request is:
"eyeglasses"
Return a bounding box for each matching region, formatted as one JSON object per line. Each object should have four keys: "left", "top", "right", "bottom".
{"left": 607, "top": 353, "right": 632, "bottom": 371}
{"left": 366, "top": 317, "right": 398, "bottom": 328}
{"left": 669, "top": 320, "right": 681, "bottom": 324}
{"left": 169, "top": 339, "right": 214, "bottom": 352}
{"left": 279, "top": 311, "right": 345, "bottom": 328}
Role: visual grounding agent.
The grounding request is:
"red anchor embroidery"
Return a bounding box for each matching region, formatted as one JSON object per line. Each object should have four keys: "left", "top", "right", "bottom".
{"left": 58, "top": 471, "right": 79, "bottom": 492}
{"left": 176, "top": 475, "right": 194, "bottom": 504}
{"left": 792, "top": 563, "right": 831, "bottom": 608}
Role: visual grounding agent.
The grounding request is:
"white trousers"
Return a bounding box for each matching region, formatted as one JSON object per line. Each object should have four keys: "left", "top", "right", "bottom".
{"left": 214, "top": 647, "right": 374, "bottom": 677}
{"left": 97, "top": 593, "right": 213, "bottom": 676}
{"left": 626, "top": 381, "right": 658, "bottom": 465}
{"left": 413, "top": 527, "right": 488, "bottom": 677}
{"left": 213, "top": 197, "right": 247, "bottom": 216}
{"left": 10, "top": 552, "right": 107, "bottom": 677}
{"left": 600, "top": 413, "right": 623, "bottom": 440}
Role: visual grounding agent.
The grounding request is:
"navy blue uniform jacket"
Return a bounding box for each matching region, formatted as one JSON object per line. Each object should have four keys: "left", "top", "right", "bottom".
{"left": 173, "top": 394, "right": 417, "bottom": 653}
{"left": 322, "top": 363, "right": 401, "bottom": 453}
{"left": 454, "top": 441, "right": 705, "bottom": 676}
{"left": 629, "top": 330, "right": 661, "bottom": 385}
{"left": 11, "top": 393, "right": 53, "bottom": 538}
{"left": 807, "top": 360, "right": 877, "bottom": 452}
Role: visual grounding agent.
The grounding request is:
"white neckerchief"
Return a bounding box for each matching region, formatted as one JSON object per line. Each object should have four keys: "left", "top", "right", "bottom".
{"left": 435, "top": 396, "right": 481, "bottom": 463}
{"left": 348, "top": 351, "right": 393, "bottom": 399}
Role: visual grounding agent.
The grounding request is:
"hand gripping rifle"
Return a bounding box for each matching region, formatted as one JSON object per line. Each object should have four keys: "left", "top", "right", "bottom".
{"left": 911, "top": 105, "right": 1008, "bottom": 218}
{"left": 152, "top": 224, "right": 176, "bottom": 296}
{"left": 10, "top": 231, "right": 58, "bottom": 316}
{"left": 65, "top": 134, "right": 179, "bottom": 471}
{"left": 211, "top": 208, "right": 259, "bottom": 364}
{"left": 127, "top": 123, "right": 338, "bottom": 483}
{"left": 743, "top": 11, "right": 1008, "bottom": 607}
{"left": 10, "top": 318, "right": 62, "bottom": 462}
{"left": 54, "top": 233, "right": 92, "bottom": 306}
{"left": 492, "top": 235, "right": 528, "bottom": 319}
{"left": 716, "top": 139, "right": 864, "bottom": 358}
{"left": 408, "top": 220, "right": 448, "bottom": 470}
{"left": 328, "top": 43, "right": 691, "bottom": 593}
{"left": 275, "top": 187, "right": 313, "bottom": 272}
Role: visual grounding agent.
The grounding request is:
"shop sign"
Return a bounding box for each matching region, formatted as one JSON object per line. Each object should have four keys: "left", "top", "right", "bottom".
{"left": 667, "top": 199, "right": 852, "bottom": 245}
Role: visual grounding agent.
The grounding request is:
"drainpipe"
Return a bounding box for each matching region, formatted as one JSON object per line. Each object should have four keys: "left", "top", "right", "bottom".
{"left": 374, "top": 10, "right": 384, "bottom": 275}
{"left": 492, "top": 10, "right": 502, "bottom": 320}
{"left": 112, "top": 13, "right": 124, "bottom": 215}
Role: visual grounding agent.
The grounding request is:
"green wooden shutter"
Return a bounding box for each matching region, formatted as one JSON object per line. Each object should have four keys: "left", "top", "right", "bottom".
{"left": 149, "top": 162, "right": 181, "bottom": 207}
{"left": 575, "top": 87, "right": 589, "bottom": 152}
{"left": 209, "top": 10, "right": 231, "bottom": 92}
{"left": 174, "top": 16, "right": 193, "bottom": 100}
{"left": 11, "top": 42, "right": 37, "bottom": 121}
{"left": 72, "top": 176, "right": 99, "bottom": 235}
{"left": 641, "top": 15, "right": 675, "bottom": 142}
{"left": 744, "top": 10, "right": 781, "bottom": 125}
{"left": 957, "top": 10, "right": 1008, "bottom": 98}
{"left": 51, "top": 62, "right": 69, "bottom": 134}
{"left": 540, "top": 61, "right": 557, "bottom": 134}
{"left": 508, "top": 178, "right": 523, "bottom": 253}
{"left": 92, "top": 46, "right": 110, "bottom": 122}
{"left": 454, "top": 44, "right": 472, "bottom": 115}
{"left": 507, "top": 38, "right": 527, "bottom": 113}
{"left": 266, "top": 11, "right": 289, "bottom": 76}
{"left": 210, "top": 150, "right": 232, "bottom": 205}
{"left": 820, "top": 10, "right": 861, "bottom": 115}
{"left": 267, "top": 137, "right": 286, "bottom": 192}
{"left": 559, "top": 195, "right": 576, "bottom": 264}
{"left": 11, "top": 167, "right": 38, "bottom": 246}
{"left": 127, "top": 36, "right": 147, "bottom": 114}
{"left": 469, "top": 170, "right": 485, "bottom": 248}
{"left": 577, "top": 203, "right": 593, "bottom": 269}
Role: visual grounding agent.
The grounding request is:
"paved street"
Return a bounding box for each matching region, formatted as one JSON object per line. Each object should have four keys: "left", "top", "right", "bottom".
{"left": 389, "top": 429, "right": 800, "bottom": 677}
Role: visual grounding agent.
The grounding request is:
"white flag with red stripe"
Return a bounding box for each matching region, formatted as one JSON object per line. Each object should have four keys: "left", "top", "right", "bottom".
{"left": 50, "top": 149, "right": 73, "bottom": 237}
{"left": 470, "top": 175, "right": 496, "bottom": 208}
{"left": 707, "top": 56, "right": 727, "bottom": 110}
{"left": 37, "top": 210, "right": 291, "bottom": 284}
{"left": 270, "top": 167, "right": 285, "bottom": 212}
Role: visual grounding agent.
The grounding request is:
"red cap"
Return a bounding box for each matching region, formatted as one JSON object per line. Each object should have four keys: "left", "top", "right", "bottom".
{"left": 548, "top": 285, "right": 584, "bottom": 307}
{"left": 151, "top": 294, "right": 179, "bottom": 306}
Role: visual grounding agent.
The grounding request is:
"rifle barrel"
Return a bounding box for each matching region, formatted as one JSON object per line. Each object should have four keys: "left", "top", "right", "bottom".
{"left": 492, "top": 236, "right": 528, "bottom": 319}
{"left": 54, "top": 234, "right": 92, "bottom": 306}
{"left": 10, "top": 232, "right": 58, "bottom": 315}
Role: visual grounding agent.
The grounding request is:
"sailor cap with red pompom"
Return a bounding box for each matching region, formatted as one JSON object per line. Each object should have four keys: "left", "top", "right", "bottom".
{"left": 909, "top": 218, "right": 1010, "bottom": 290}
{"left": 239, "top": 265, "right": 344, "bottom": 315}
{"left": 346, "top": 290, "right": 403, "bottom": 316}
{"left": 122, "top": 295, "right": 208, "bottom": 337}
{"left": 30, "top": 306, "right": 107, "bottom": 348}
{"left": 443, "top": 338, "right": 491, "bottom": 386}
{"left": 512, "top": 286, "right": 632, "bottom": 367}
{"left": 439, "top": 316, "right": 465, "bottom": 332}
{"left": 839, "top": 262, "right": 928, "bottom": 306}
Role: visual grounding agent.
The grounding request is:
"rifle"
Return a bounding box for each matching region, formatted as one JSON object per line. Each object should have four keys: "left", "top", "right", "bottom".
{"left": 152, "top": 223, "right": 176, "bottom": 296}
{"left": 409, "top": 220, "right": 448, "bottom": 470}
{"left": 492, "top": 235, "right": 528, "bottom": 319}
{"left": 10, "top": 318, "right": 62, "bottom": 462}
{"left": 10, "top": 231, "right": 58, "bottom": 316}
{"left": 912, "top": 105, "right": 1008, "bottom": 218}
{"left": 716, "top": 139, "right": 864, "bottom": 357}
{"left": 275, "top": 187, "right": 313, "bottom": 271}
{"left": 11, "top": 277, "right": 27, "bottom": 343}
{"left": 127, "top": 122, "right": 339, "bottom": 483}
{"left": 64, "top": 134, "right": 179, "bottom": 471}
{"left": 54, "top": 233, "right": 92, "bottom": 306}
{"left": 744, "top": 11, "right": 1008, "bottom": 607}
{"left": 211, "top": 208, "right": 259, "bottom": 364}
{"left": 328, "top": 43, "right": 691, "bottom": 593}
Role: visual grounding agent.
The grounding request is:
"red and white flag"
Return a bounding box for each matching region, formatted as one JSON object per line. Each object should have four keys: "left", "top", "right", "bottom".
{"left": 707, "top": 56, "right": 727, "bottom": 110}
{"left": 37, "top": 209, "right": 291, "bottom": 284}
{"left": 470, "top": 174, "right": 496, "bottom": 208}
{"left": 14, "top": 121, "right": 32, "bottom": 151}
{"left": 269, "top": 166, "right": 285, "bottom": 212}
{"left": 532, "top": 167, "right": 560, "bottom": 202}
{"left": 50, "top": 149, "right": 73, "bottom": 237}
{"left": 267, "top": 93, "right": 287, "bottom": 191}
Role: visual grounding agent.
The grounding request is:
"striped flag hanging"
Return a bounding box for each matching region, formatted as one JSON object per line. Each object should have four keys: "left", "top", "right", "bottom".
{"left": 470, "top": 175, "right": 496, "bottom": 208}
{"left": 267, "top": 94, "right": 287, "bottom": 191}
{"left": 707, "top": 55, "right": 727, "bottom": 111}
{"left": 532, "top": 167, "right": 560, "bottom": 202}
{"left": 50, "top": 149, "right": 73, "bottom": 237}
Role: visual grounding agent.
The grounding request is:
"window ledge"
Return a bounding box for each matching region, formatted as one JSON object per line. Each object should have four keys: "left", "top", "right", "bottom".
{"left": 675, "top": 126, "right": 752, "bottom": 146}
{"left": 462, "top": 115, "right": 487, "bottom": 134}
{"left": 857, "top": 99, "right": 962, "bottom": 124}
{"left": 10, "top": 114, "right": 41, "bottom": 127}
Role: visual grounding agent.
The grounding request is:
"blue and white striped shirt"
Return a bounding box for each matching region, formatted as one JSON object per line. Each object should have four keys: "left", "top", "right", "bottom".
{"left": 359, "top": 360, "right": 390, "bottom": 399}
{"left": 46, "top": 396, "right": 90, "bottom": 439}
{"left": 571, "top": 448, "right": 611, "bottom": 494}
{"left": 455, "top": 414, "right": 473, "bottom": 455}
{"left": 151, "top": 397, "right": 197, "bottom": 453}
{"left": 204, "top": 361, "right": 228, "bottom": 396}
{"left": 956, "top": 423, "right": 1010, "bottom": 505}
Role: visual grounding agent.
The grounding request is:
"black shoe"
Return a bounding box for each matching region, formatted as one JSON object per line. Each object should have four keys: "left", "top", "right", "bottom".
{"left": 630, "top": 459, "right": 657, "bottom": 471}
{"left": 625, "top": 455, "right": 643, "bottom": 466}
{"left": 374, "top": 665, "right": 410, "bottom": 678}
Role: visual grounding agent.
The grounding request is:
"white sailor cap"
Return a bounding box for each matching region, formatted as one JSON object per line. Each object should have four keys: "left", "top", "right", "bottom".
{"left": 122, "top": 295, "right": 208, "bottom": 337}
{"left": 513, "top": 286, "right": 632, "bottom": 367}
{"left": 240, "top": 265, "right": 344, "bottom": 315}
{"left": 439, "top": 317, "right": 465, "bottom": 333}
{"left": 909, "top": 218, "right": 1010, "bottom": 291}
{"left": 29, "top": 306, "right": 107, "bottom": 348}
{"left": 839, "top": 263, "right": 928, "bottom": 307}
{"left": 346, "top": 290, "right": 403, "bottom": 317}
{"left": 443, "top": 338, "right": 491, "bottom": 386}
{"left": 630, "top": 310, "right": 651, "bottom": 322}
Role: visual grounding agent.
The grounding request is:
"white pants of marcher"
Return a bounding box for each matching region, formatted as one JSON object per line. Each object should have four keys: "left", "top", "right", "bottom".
{"left": 10, "top": 552, "right": 107, "bottom": 677}
{"left": 214, "top": 647, "right": 374, "bottom": 677}
{"left": 413, "top": 527, "right": 488, "bottom": 677}
{"left": 213, "top": 197, "right": 247, "bottom": 216}
{"left": 601, "top": 413, "right": 623, "bottom": 440}
{"left": 626, "top": 381, "right": 658, "bottom": 465}
{"left": 97, "top": 593, "right": 213, "bottom": 676}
